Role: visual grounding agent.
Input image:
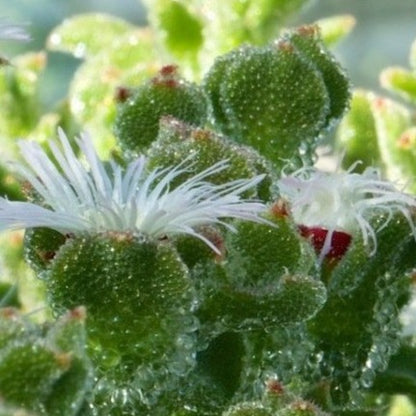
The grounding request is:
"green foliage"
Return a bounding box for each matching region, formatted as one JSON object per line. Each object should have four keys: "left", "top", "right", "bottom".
{"left": 337, "top": 36, "right": 416, "bottom": 194}
{"left": 204, "top": 26, "right": 350, "bottom": 169}
{"left": 1, "top": 2, "right": 416, "bottom": 416}
{"left": 0, "top": 308, "right": 91, "bottom": 415}
{"left": 144, "top": 0, "right": 312, "bottom": 76}
{"left": 146, "top": 117, "right": 273, "bottom": 200}
{"left": 336, "top": 90, "right": 380, "bottom": 171}
{"left": 0, "top": 282, "right": 20, "bottom": 308}
{"left": 307, "top": 213, "right": 416, "bottom": 407}
{"left": 158, "top": 1, "right": 204, "bottom": 62}
{"left": 47, "top": 13, "right": 136, "bottom": 59}
{"left": 115, "top": 67, "right": 208, "bottom": 155}
{"left": 195, "top": 214, "right": 325, "bottom": 340}
{"left": 315, "top": 15, "right": 356, "bottom": 47}
{"left": 0, "top": 52, "right": 45, "bottom": 139}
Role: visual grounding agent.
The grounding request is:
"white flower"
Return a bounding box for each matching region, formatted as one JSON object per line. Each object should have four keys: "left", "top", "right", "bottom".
{"left": 0, "top": 19, "right": 30, "bottom": 42}
{"left": 0, "top": 129, "right": 268, "bottom": 252}
{"left": 277, "top": 165, "right": 416, "bottom": 259}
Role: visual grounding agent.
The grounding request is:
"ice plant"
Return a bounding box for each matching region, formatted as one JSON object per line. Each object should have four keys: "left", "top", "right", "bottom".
{"left": 0, "top": 129, "right": 268, "bottom": 252}
{"left": 0, "top": 19, "right": 30, "bottom": 42}
{"left": 277, "top": 165, "right": 416, "bottom": 261}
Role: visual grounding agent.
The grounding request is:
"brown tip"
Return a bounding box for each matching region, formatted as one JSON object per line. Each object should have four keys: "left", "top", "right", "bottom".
{"left": 115, "top": 86, "right": 133, "bottom": 103}
{"left": 200, "top": 226, "right": 226, "bottom": 262}
{"left": 271, "top": 199, "right": 290, "bottom": 218}
{"left": 152, "top": 65, "right": 180, "bottom": 88}
{"left": 69, "top": 306, "right": 87, "bottom": 321}
{"left": 297, "top": 25, "right": 319, "bottom": 37}
{"left": 160, "top": 64, "right": 178, "bottom": 76}
{"left": 266, "top": 379, "right": 285, "bottom": 395}
{"left": 191, "top": 128, "right": 213, "bottom": 142}
{"left": 276, "top": 40, "right": 295, "bottom": 53}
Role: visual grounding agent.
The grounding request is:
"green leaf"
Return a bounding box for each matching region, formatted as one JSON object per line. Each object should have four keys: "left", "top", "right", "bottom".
{"left": 380, "top": 67, "right": 416, "bottom": 105}
{"left": 115, "top": 68, "right": 208, "bottom": 156}
{"left": 315, "top": 15, "right": 356, "bottom": 47}
{"left": 146, "top": 118, "right": 273, "bottom": 200}
{"left": 204, "top": 41, "right": 330, "bottom": 168}
{"left": 373, "top": 344, "right": 416, "bottom": 396}
{"left": 44, "top": 233, "right": 196, "bottom": 399}
{"left": 370, "top": 95, "right": 414, "bottom": 190}
{"left": 0, "top": 309, "right": 91, "bottom": 416}
{"left": 308, "top": 213, "right": 416, "bottom": 406}
{"left": 0, "top": 52, "right": 46, "bottom": 139}
{"left": 287, "top": 25, "right": 351, "bottom": 127}
{"left": 158, "top": 1, "right": 203, "bottom": 60}
{"left": 336, "top": 89, "right": 380, "bottom": 171}
{"left": 195, "top": 215, "right": 325, "bottom": 335}
{"left": 0, "top": 343, "right": 70, "bottom": 412}
{"left": 68, "top": 29, "right": 160, "bottom": 156}
{"left": 47, "top": 13, "right": 135, "bottom": 59}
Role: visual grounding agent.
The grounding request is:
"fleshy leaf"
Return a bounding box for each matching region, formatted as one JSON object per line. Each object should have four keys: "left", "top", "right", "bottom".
{"left": 204, "top": 25, "right": 350, "bottom": 169}
{"left": 287, "top": 26, "right": 351, "bottom": 126}
{"left": 68, "top": 29, "right": 160, "bottom": 156}
{"left": 0, "top": 52, "right": 46, "bottom": 139}
{"left": 204, "top": 41, "right": 329, "bottom": 168}
{"left": 146, "top": 117, "right": 273, "bottom": 200}
{"left": 380, "top": 66, "right": 416, "bottom": 105}
{"left": 158, "top": 1, "right": 204, "bottom": 61}
{"left": 43, "top": 233, "right": 197, "bottom": 406}
{"left": 47, "top": 13, "right": 136, "bottom": 59}
{"left": 115, "top": 67, "right": 208, "bottom": 155}
{"left": 315, "top": 15, "right": 356, "bottom": 47}
{"left": 308, "top": 213, "right": 416, "bottom": 406}
{"left": 370, "top": 95, "right": 414, "bottom": 189}
{"left": 195, "top": 215, "right": 325, "bottom": 337}
{"left": 0, "top": 308, "right": 91, "bottom": 416}
{"left": 336, "top": 89, "right": 380, "bottom": 171}
{"left": 373, "top": 344, "right": 416, "bottom": 396}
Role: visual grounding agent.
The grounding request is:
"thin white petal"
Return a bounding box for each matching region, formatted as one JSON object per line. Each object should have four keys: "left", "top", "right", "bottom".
{"left": 2, "top": 130, "right": 270, "bottom": 251}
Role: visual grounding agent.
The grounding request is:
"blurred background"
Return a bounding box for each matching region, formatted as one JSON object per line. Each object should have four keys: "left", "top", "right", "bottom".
{"left": 1, "top": 0, "right": 416, "bottom": 108}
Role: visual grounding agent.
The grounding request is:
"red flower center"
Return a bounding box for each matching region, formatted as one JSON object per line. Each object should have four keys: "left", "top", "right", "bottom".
{"left": 298, "top": 225, "right": 352, "bottom": 260}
